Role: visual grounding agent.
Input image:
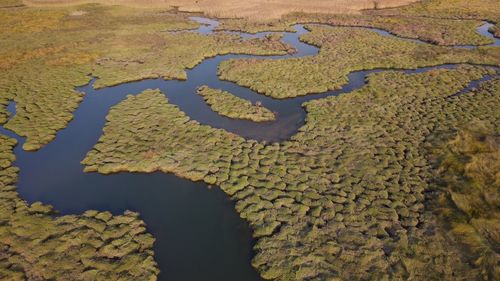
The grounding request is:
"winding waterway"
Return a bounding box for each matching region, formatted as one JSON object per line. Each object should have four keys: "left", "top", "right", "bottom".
{"left": 0, "top": 16, "right": 498, "bottom": 281}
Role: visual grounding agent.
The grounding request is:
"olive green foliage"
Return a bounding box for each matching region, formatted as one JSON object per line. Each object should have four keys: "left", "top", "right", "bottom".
{"left": 4, "top": 1, "right": 500, "bottom": 280}
{"left": 0, "top": 4, "right": 291, "bottom": 151}
{"left": 369, "top": 0, "right": 500, "bottom": 40}
{"left": 82, "top": 89, "right": 250, "bottom": 180}
{"left": 288, "top": 13, "right": 493, "bottom": 46}
{"left": 92, "top": 30, "right": 293, "bottom": 89}
{"left": 219, "top": 12, "right": 493, "bottom": 46}
{"left": 83, "top": 66, "right": 499, "bottom": 280}
{"left": 218, "top": 24, "right": 500, "bottom": 98}
{"left": 0, "top": 4, "right": 194, "bottom": 150}
{"left": 216, "top": 0, "right": 499, "bottom": 47}
{"left": 370, "top": 0, "right": 500, "bottom": 26}
{"left": 491, "top": 25, "right": 500, "bottom": 38}
{"left": 0, "top": 63, "right": 90, "bottom": 151}
{"left": 432, "top": 122, "right": 499, "bottom": 280}
{"left": 197, "top": 86, "right": 276, "bottom": 122}
{"left": 0, "top": 134, "right": 159, "bottom": 280}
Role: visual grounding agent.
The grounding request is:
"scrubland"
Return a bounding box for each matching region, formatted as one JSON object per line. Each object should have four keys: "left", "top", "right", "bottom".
{"left": 83, "top": 66, "right": 499, "bottom": 280}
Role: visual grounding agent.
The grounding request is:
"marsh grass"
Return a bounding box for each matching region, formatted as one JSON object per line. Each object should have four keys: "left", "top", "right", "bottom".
{"left": 2, "top": 1, "right": 499, "bottom": 279}
{"left": 0, "top": 134, "right": 159, "bottom": 280}
{"left": 218, "top": 24, "right": 500, "bottom": 98}
{"left": 430, "top": 123, "right": 499, "bottom": 279}
{"left": 369, "top": 0, "right": 500, "bottom": 40}
{"left": 197, "top": 86, "right": 276, "bottom": 122}
{"left": 92, "top": 31, "right": 293, "bottom": 89}
{"left": 0, "top": 3, "right": 291, "bottom": 150}
{"left": 84, "top": 67, "right": 500, "bottom": 280}
{"left": 218, "top": 12, "right": 494, "bottom": 46}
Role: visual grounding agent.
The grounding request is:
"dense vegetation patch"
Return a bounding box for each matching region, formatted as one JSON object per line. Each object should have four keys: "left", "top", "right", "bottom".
{"left": 83, "top": 66, "right": 499, "bottom": 280}
{"left": 197, "top": 86, "right": 276, "bottom": 122}
{"left": 218, "top": 12, "right": 492, "bottom": 46}
{"left": 0, "top": 4, "right": 291, "bottom": 150}
{"left": 92, "top": 31, "right": 293, "bottom": 88}
{"left": 3, "top": 1, "right": 499, "bottom": 280}
{"left": 430, "top": 122, "right": 499, "bottom": 280}
{"left": 0, "top": 63, "right": 90, "bottom": 151}
{"left": 81, "top": 89, "right": 248, "bottom": 179}
{"left": 218, "top": 24, "right": 499, "bottom": 98}
{"left": 370, "top": 0, "right": 500, "bottom": 23}
{"left": 289, "top": 13, "right": 493, "bottom": 46}
{"left": 0, "top": 134, "right": 159, "bottom": 280}
{"left": 369, "top": 0, "right": 500, "bottom": 39}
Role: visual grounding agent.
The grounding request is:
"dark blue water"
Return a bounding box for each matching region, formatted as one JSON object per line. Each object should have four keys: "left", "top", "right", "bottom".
{"left": 0, "top": 16, "right": 498, "bottom": 281}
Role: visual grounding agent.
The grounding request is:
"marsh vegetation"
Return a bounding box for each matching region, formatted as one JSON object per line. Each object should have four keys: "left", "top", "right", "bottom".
{"left": 1, "top": 0, "right": 499, "bottom": 280}
{"left": 218, "top": 12, "right": 495, "bottom": 47}
{"left": 0, "top": 3, "right": 291, "bottom": 150}
{"left": 218, "top": 24, "right": 499, "bottom": 98}
{"left": 0, "top": 135, "right": 159, "bottom": 280}
{"left": 197, "top": 86, "right": 276, "bottom": 122}
{"left": 83, "top": 66, "right": 499, "bottom": 280}
{"left": 432, "top": 124, "right": 499, "bottom": 280}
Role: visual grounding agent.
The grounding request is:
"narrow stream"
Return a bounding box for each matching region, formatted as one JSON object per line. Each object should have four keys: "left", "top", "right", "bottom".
{"left": 0, "top": 16, "right": 498, "bottom": 281}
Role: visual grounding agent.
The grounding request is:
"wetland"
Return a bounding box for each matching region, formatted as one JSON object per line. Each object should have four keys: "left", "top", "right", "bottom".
{"left": 1, "top": 1, "right": 499, "bottom": 280}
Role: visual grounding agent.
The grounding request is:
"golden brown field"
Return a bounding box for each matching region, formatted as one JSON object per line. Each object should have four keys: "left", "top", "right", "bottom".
{"left": 24, "top": 0, "right": 420, "bottom": 19}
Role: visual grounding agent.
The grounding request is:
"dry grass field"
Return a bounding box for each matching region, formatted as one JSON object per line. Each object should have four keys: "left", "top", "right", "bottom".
{"left": 24, "top": 0, "right": 420, "bottom": 19}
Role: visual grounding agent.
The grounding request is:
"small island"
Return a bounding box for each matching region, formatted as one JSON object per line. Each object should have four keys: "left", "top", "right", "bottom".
{"left": 197, "top": 86, "right": 276, "bottom": 122}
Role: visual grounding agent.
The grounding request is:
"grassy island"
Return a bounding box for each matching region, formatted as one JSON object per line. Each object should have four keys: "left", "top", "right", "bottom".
{"left": 198, "top": 86, "right": 276, "bottom": 122}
